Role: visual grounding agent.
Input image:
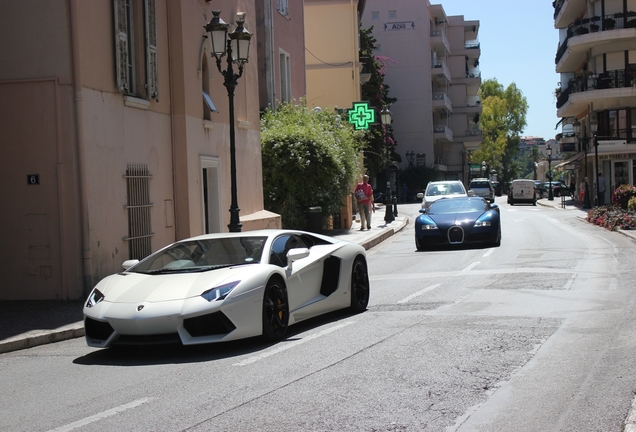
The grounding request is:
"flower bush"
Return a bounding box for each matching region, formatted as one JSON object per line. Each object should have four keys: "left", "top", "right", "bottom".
{"left": 612, "top": 184, "right": 636, "bottom": 209}
{"left": 586, "top": 205, "right": 636, "bottom": 230}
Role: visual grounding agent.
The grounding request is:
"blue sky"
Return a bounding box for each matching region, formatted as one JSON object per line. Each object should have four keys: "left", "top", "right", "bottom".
{"left": 439, "top": 0, "right": 560, "bottom": 140}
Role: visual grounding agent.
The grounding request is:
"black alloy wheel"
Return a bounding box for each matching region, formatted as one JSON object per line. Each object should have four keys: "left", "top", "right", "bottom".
{"left": 350, "top": 257, "right": 370, "bottom": 313}
{"left": 262, "top": 278, "right": 289, "bottom": 341}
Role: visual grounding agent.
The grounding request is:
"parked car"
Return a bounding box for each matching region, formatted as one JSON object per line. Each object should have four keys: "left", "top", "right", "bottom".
{"left": 416, "top": 180, "right": 468, "bottom": 209}
{"left": 414, "top": 196, "right": 501, "bottom": 250}
{"left": 544, "top": 181, "right": 567, "bottom": 197}
{"left": 468, "top": 178, "right": 495, "bottom": 202}
{"left": 83, "top": 230, "right": 370, "bottom": 348}
{"left": 508, "top": 179, "right": 537, "bottom": 205}
{"left": 534, "top": 180, "right": 547, "bottom": 198}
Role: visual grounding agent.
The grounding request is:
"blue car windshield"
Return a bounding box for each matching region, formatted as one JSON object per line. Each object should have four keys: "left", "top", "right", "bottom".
{"left": 429, "top": 199, "right": 486, "bottom": 214}
{"left": 129, "top": 236, "right": 267, "bottom": 273}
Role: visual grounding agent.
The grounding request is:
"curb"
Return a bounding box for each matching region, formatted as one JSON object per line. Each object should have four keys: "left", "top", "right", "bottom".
{"left": 0, "top": 324, "right": 85, "bottom": 354}
{"left": 360, "top": 217, "right": 409, "bottom": 250}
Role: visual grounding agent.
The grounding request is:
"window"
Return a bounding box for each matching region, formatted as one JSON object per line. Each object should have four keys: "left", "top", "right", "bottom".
{"left": 201, "top": 55, "right": 217, "bottom": 121}
{"left": 389, "top": 10, "right": 397, "bottom": 19}
{"left": 114, "top": 0, "right": 159, "bottom": 101}
{"left": 371, "top": 11, "right": 379, "bottom": 20}
{"left": 277, "top": 0, "right": 288, "bottom": 16}
{"left": 123, "top": 164, "right": 154, "bottom": 259}
{"left": 279, "top": 50, "right": 291, "bottom": 103}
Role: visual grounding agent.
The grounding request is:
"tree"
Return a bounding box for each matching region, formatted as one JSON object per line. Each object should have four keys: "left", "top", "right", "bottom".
{"left": 472, "top": 79, "right": 528, "bottom": 188}
{"left": 359, "top": 25, "right": 398, "bottom": 180}
{"left": 261, "top": 102, "right": 364, "bottom": 229}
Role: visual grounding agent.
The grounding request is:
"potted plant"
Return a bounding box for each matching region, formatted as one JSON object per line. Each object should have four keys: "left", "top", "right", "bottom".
{"left": 590, "top": 16, "right": 600, "bottom": 32}
{"left": 603, "top": 17, "right": 616, "bottom": 29}
{"left": 590, "top": 23, "right": 600, "bottom": 32}
{"left": 575, "top": 26, "right": 589, "bottom": 35}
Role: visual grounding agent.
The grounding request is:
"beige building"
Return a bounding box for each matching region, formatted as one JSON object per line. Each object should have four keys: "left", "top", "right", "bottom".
{"left": 0, "top": 0, "right": 279, "bottom": 300}
{"left": 554, "top": 0, "right": 636, "bottom": 204}
{"left": 362, "top": 1, "right": 482, "bottom": 183}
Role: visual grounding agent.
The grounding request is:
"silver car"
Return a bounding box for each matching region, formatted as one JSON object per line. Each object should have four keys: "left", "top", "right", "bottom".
{"left": 417, "top": 180, "right": 468, "bottom": 209}
{"left": 468, "top": 178, "right": 495, "bottom": 203}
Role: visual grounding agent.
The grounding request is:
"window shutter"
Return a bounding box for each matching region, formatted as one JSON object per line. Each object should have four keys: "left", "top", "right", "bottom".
{"left": 113, "top": 0, "right": 129, "bottom": 92}
{"left": 145, "top": 0, "right": 159, "bottom": 101}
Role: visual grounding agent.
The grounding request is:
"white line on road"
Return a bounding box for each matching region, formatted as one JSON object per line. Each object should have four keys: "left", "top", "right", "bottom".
{"left": 233, "top": 321, "right": 356, "bottom": 366}
{"left": 482, "top": 249, "right": 494, "bottom": 258}
{"left": 397, "top": 284, "right": 440, "bottom": 304}
{"left": 462, "top": 262, "right": 481, "bottom": 272}
{"left": 46, "top": 398, "right": 154, "bottom": 432}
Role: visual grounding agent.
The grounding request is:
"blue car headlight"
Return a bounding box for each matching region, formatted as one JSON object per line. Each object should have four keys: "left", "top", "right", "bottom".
{"left": 474, "top": 220, "right": 491, "bottom": 227}
{"left": 201, "top": 281, "right": 240, "bottom": 302}
{"left": 86, "top": 288, "right": 105, "bottom": 308}
{"left": 418, "top": 216, "right": 438, "bottom": 230}
{"left": 420, "top": 223, "right": 439, "bottom": 230}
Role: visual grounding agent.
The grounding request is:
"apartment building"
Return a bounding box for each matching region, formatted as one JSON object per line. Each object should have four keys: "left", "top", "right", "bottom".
{"left": 554, "top": 0, "right": 636, "bottom": 204}
{"left": 361, "top": 0, "right": 482, "bottom": 184}
{"left": 0, "top": 0, "right": 278, "bottom": 300}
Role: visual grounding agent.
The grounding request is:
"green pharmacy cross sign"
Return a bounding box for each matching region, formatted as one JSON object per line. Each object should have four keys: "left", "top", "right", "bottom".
{"left": 347, "top": 101, "right": 375, "bottom": 130}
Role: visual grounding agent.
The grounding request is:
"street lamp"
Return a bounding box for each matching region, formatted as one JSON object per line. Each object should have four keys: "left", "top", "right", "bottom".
{"left": 481, "top": 161, "right": 486, "bottom": 177}
{"left": 590, "top": 118, "right": 599, "bottom": 206}
{"left": 380, "top": 106, "right": 394, "bottom": 224}
{"left": 205, "top": 11, "right": 252, "bottom": 232}
{"left": 546, "top": 144, "right": 553, "bottom": 201}
{"left": 573, "top": 118, "right": 592, "bottom": 209}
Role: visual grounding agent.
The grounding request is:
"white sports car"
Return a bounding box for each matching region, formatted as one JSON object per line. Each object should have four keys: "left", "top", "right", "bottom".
{"left": 83, "top": 230, "right": 370, "bottom": 348}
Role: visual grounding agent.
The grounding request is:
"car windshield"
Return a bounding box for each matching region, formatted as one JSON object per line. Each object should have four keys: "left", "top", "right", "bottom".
{"left": 470, "top": 181, "right": 490, "bottom": 188}
{"left": 129, "top": 236, "right": 267, "bottom": 274}
{"left": 426, "top": 183, "right": 465, "bottom": 196}
{"left": 428, "top": 199, "right": 486, "bottom": 214}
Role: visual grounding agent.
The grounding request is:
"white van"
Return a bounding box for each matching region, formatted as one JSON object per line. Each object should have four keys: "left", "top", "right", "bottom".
{"left": 508, "top": 179, "right": 536, "bottom": 205}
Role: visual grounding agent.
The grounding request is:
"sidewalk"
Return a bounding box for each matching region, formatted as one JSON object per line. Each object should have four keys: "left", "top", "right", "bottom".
{"left": 536, "top": 194, "right": 636, "bottom": 242}
{"left": 0, "top": 209, "right": 408, "bottom": 354}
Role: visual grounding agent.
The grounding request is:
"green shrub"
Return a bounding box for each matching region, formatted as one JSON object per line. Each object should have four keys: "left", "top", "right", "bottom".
{"left": 628, "top": 197, "right": 636, "bottom": 212}
{"left": 261, "top": 102, "right": 364, "bottom": 229}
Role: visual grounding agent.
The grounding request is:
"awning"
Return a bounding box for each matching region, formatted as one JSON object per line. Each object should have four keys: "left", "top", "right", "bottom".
{"left": 555, "top": 151, "right": 585, "bottom": 169}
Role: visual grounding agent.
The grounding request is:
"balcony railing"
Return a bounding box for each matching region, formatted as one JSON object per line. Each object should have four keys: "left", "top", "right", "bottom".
{"left": 553, "top": 0, "right": 565, "bottom": 20}
{"left": 465, "top": 42, "right": 480, "bottom": 49}
{"left": 556, "top": 13, "right": 636, "bottom": 64}
{"left": 556, "top": 68, "right": 636, "bottom": 109}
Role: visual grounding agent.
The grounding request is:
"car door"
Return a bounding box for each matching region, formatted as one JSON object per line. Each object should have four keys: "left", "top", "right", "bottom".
{"left": 269, "top": 234, "right": 329, "bottom": 313}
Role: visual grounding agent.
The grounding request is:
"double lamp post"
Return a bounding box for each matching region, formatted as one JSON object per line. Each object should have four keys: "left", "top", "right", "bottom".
{"left": 205, "top": 11, "right": 252, "bottom": 232}
{"left": 380, "top": 106, "right": 398, "bottom": 223}
{"left": 572, "top": 118, "right": 598, "bottom": 209}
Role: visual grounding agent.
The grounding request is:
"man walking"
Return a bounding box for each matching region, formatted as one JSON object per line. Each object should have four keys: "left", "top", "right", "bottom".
{"left": 597, "top": 172, "right": 606, "bottom": 206}
{"left": 355, "top": 175, "right": 374, "bottom": 231}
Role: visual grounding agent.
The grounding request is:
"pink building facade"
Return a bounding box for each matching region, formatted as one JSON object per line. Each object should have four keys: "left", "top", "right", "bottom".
{"left": 0, "top": 0, "right": 279, "bottom": 300}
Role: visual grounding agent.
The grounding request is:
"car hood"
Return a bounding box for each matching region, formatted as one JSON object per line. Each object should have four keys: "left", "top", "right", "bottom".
{"left": 95, "top": 266, "right": 251, "bottom": 303}
{"left": 428, "top": 211, "right": 483, "bottom": 227}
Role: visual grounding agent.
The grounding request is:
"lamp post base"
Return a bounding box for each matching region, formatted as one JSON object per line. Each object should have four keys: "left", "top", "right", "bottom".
{"left": 583, "top": 182, "right": 592, "bottom": 209}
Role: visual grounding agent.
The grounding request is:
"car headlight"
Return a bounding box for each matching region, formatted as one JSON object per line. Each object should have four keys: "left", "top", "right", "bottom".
{"left": 474, "top": 219, "right": 492, "bottom": 227}
{"left": 86, "top": 288, "right": 105, "bottom": 308}
{"left": 421, "top": 223, "right": 439, "bottom": 230}
{"left": 201, "top": 281, "right": 240, "bottom": 302}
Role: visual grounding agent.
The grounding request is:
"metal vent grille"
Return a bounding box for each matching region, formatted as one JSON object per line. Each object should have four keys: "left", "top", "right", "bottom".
{"left": 123, "top": 164, "right": 154, "bottom": 259}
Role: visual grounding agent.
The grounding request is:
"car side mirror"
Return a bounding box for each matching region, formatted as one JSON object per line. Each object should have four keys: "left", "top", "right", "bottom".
{"left": 287, "top": 248, "right": 310, "bottom": 263}
{"left": 122, "top": 259, "right": 139, "bottom": 270}
{"left": 467, "top": 190, "right": 475, "bottom": 196}
{"left": 417, "top": 192, "right": 424, "bottom": 199}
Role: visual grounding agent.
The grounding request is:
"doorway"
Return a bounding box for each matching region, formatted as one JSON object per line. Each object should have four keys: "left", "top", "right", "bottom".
{"left": 201, "top": 157, "right": 222, "bottom": 233}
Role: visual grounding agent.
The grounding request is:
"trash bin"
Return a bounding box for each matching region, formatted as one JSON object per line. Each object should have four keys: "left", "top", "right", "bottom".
{"left": 306, "top": 206, "right": 322, "bottom": 233}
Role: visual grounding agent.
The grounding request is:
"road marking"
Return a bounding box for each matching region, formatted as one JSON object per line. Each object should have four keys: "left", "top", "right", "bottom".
{"left": 46, "top": 398, "right": 153, "bottom": 432}
{"left": 462, "top": 262, "right": 480, "bottom": 272}
{"left": 397, "top": 284, "right": 440, "bottom": 304}
{"left": 233, "top": 321, "right": 356, "bottom": 366}
{"left": 482, "top": 249, "right": 494, "bottom": 258}
{"left": 370, "top": 267, "right": 581, "bottom": 281}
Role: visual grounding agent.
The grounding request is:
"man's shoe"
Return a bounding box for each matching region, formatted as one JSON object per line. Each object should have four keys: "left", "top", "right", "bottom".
{"left": 359, "top": 228, "right": 365, "bottom": 231}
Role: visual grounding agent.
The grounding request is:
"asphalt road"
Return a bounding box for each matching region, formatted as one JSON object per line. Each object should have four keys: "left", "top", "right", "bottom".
{"left": 2, "top": 198, "right": 636, "bottom": 431}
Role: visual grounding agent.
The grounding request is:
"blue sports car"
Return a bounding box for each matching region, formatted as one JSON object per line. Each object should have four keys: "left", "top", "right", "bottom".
{"left": 415, "top": 197, "right": 501, "bottom": 250}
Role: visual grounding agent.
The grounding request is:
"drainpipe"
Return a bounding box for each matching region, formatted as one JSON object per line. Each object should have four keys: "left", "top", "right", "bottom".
{"left": 69, "top": 0, "right": 93, "bottom": 297}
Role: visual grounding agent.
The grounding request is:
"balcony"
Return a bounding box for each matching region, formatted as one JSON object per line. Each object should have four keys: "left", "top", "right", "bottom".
{"left": 431, "top": 62, "right": 451, "bottom": 82}
{"left": 433, "top": 124, "right": 453, "bottom": 142}
{"left": 430, "top": 29, "right": 450, "bottom": 53}
{"left": 555, "top": 13, "right": 636, "bottom": 69}
{"left": 432, "top": 92, "right": 452, "bottom": 112}
{"left": 556, "top": 69, "right": 636, "bottom": 117}
{"left": 453, "top": 100, "right": 481, "bottom": 114}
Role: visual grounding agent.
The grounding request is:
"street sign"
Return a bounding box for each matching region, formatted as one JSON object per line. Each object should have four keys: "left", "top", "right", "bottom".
{"left": 347, "top": 101, "right": 375, "bottom": 130}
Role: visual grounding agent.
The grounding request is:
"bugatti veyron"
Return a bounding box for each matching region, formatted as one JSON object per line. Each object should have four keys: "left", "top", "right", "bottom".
{"left": 83, "top": 230, "right": 369, "bottom": 348}
{"left": 415, "top": 196, "right": 501, "bottom": 251}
